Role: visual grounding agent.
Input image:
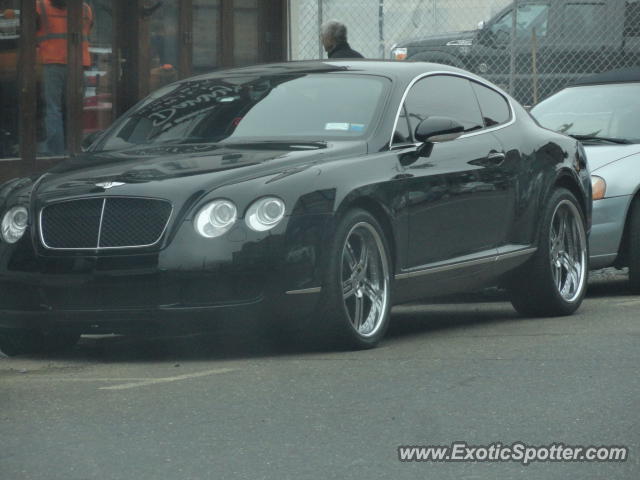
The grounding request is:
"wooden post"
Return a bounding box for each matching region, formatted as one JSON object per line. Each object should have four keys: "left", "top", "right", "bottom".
{"left": 66, "top": 0, "right": 84, "bottom": 156}
{"left": 18, "top": 0, "right": 38, "bottom": 171}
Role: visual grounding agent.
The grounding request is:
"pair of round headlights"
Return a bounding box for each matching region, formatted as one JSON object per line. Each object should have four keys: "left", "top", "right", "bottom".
{"left": 1, "top": 206, "right": 28, "bottom": 244}
{"left": 194, "top": 197, "right": 286, "bottom": 238}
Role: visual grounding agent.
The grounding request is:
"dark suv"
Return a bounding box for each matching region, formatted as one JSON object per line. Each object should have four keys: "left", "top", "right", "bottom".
{"left": 392, "top": 0, "right": 640, "bottom": 104}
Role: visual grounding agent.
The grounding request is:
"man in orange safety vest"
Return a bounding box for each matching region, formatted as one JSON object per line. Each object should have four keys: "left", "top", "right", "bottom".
{"left": 36, "top": 0, "right": 93, "bottom": 155}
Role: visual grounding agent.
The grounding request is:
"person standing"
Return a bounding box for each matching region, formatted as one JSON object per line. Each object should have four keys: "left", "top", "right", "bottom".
{"left": 36, "top": 0, "right": 93, "bottom": 155}
{"left": 320, "top": 21, "right": 363, "bottom": 59}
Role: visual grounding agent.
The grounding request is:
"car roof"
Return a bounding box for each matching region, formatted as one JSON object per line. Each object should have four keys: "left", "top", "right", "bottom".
{"left": 184, "top": 60, "right": 483, "bottom": 83}
{"left": 570, "top": 67, "right": 640, "bottom": 87}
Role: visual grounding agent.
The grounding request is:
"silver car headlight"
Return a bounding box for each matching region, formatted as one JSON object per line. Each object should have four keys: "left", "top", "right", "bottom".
{"left": 245, "top": 197, "right": 286, "bottom": 232}
{"left": 194, "top": 199, "right": 237, "bottom": 238}
{"left": 1, "top": 206, "right": 28, "bottom": 244}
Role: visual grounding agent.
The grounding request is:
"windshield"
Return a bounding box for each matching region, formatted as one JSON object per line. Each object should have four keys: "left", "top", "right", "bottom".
{"left": 97, "top": 73, "right": 389, "bottom": 151}
{"left": 531, "top": 83, "right": 640, "bottom": 144}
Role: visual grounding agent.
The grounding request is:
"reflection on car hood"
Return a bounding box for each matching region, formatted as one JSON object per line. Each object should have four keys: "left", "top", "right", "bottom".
{"left": 584, "top": 145, "right": 640, "bottom": 172}
{"left": 32, "top": 141, "right": 365, "bottom": 201}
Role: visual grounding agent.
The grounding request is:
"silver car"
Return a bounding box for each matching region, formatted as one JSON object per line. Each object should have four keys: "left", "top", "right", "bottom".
{"left": 531, "top": 68, "right": 640, "bottom": 291}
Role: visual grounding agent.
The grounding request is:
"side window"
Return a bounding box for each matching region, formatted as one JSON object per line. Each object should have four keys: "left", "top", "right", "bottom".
{"left": 471, "top": 82, "right": 511, "bottom": 127}
{"left": 404, "top": 75, "right": 484, "bottom": 135}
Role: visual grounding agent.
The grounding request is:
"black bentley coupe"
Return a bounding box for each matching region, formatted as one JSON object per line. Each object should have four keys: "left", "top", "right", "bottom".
{"left": 0, "top": 61, "right": 591, "bottom": 354}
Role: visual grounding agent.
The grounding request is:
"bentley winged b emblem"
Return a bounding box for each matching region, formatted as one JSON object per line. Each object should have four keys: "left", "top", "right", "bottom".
{"left": 95, "top": 181, "right": 125, "bottom": 190}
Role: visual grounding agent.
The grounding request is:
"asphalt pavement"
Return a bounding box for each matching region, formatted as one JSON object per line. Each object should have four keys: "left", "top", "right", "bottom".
{"left": 1, "top": 269, "right": 638, "bottom": 480}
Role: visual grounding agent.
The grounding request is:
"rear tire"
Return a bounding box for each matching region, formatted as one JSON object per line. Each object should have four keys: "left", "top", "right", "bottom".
{"left": 0, "top": 330, "right": 80, "bottom": 357}
{"left": 508, "top": 188, "right": 588, "bottom": 317}
{"left": 626, "top": 198, "right": 640, "bottom": 293}
{"left": 315, "top": 209, "right": 392, "bottom": 349}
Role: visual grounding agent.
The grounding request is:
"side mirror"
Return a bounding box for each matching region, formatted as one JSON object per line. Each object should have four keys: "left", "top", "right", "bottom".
{"left": 477, "top": 20, "right": 486, "bottom": 30}
{"left": 415, "top": 116, "right": 465, "bottom": 143}
{"left": 82, "top": 130, "right": 104, "bottom": 151}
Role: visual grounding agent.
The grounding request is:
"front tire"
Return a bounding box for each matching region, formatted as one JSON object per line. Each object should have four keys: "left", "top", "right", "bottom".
{"left": 508, "top": 188, "right": 588, "bottom": 316}
{"left": 316, "top": 209, "right": 392, "bottom": 349}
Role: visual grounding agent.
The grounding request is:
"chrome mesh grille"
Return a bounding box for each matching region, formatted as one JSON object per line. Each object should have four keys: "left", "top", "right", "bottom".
{"left": 40, "top": 197, "right": 172, "bottom": 250}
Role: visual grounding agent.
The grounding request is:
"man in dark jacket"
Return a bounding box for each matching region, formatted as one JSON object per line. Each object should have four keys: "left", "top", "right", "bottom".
{"left": 321, "top": 21, "right": 363, "bottom": 59}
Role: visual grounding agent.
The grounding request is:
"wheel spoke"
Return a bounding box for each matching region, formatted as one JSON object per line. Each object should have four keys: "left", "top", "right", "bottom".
{"left": 344, "top": 241, "right": 358, "bottom": 272}
{"left": 362, "top": 278, "right": 382, "bottom": 306}
{"left": 358, "top": 242, "right": 370, "bottom": 272}
{"left": 557, "top": 210, "right": 567, "bottom": 242}
{"left": 554, "top": 262, "right": 563, "bottom": 291}
{"left": 352, "top": 294, "right": 364, "bottom": 330}
{"left": 343, "top": 279, "right": 356, "bottom": 300}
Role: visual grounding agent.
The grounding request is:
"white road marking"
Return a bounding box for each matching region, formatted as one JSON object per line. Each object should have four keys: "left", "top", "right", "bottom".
{"left": 99, "top": 368, "right": 236, "bottom": 391}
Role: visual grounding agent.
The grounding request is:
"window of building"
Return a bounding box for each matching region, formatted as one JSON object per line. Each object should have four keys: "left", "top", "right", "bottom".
{"left": 471, "top": 82, "right": 511, "bottom": 127}
{"left": 404, "top": 75, "right": 484, "bottom": 134}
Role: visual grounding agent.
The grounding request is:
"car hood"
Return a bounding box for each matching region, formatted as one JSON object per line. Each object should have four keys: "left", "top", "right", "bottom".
{"left": 25, "top": 141, "right": 366, "bottom": 203}
{"left": 399, "top": 30, "right": 474, "bottom": 48}
{"left": 584, "top": 144, "right": 640, "bottom": 172}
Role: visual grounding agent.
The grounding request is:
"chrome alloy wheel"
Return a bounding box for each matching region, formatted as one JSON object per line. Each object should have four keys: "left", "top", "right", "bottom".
{"left": 549, "top": 199, "right": 587, "bottom": 303}
{"left": 340, "top": 222, "right": 390, "bottom": 337}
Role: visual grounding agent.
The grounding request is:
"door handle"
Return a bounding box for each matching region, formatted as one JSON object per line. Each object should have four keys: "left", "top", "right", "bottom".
{"left": 486, "top": 152, "right": 506, "bottom": 166}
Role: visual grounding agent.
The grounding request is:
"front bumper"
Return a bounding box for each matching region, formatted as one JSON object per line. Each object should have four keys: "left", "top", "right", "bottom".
{"left": 589, "top": 195, "right": 632, "bottom": 270}
{"left": 0, "top": 214, "right": 331, "bottom": 334}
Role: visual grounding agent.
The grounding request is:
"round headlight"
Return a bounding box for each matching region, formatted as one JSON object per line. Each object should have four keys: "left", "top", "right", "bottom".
{"left": 1, "top": 206, "right": 29, "bottom": 244}
{"left": 246, "top": 197, "right": 286, "bottom": 232}
{"left": 194, "top": 199, "right": 237, "bottom": 238}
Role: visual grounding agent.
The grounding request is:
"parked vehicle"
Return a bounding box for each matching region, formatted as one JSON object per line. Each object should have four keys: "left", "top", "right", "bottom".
{"left": 531, "top": 67, "right": 640, "bottom": 290}
{"left": 391, "top": 0, "right": 640, "bottom": 104}
{"left": 0, "top": 60, "right": 591, "bottom": 355}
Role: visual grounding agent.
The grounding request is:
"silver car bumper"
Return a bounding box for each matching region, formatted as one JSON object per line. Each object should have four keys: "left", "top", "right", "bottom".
{"left": 589, "top": 195, "right": 632, "bottom": 269}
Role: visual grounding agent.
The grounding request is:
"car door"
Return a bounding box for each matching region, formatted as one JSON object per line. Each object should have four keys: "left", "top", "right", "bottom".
{"left": 396, "top": 74, "right": 512, "bottom": 269}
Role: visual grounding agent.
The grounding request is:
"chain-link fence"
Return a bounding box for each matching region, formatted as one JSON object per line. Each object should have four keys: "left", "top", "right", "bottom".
{"left": 290, "top": 0, "right": 640, "bottom": 105}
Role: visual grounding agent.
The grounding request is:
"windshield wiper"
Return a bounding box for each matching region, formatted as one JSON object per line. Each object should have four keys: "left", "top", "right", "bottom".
{"left": 222, "top": 140, "right": 328, "bottom": 149}
{"left": 569, "top": 135, "right": 633, "bottom": 145}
